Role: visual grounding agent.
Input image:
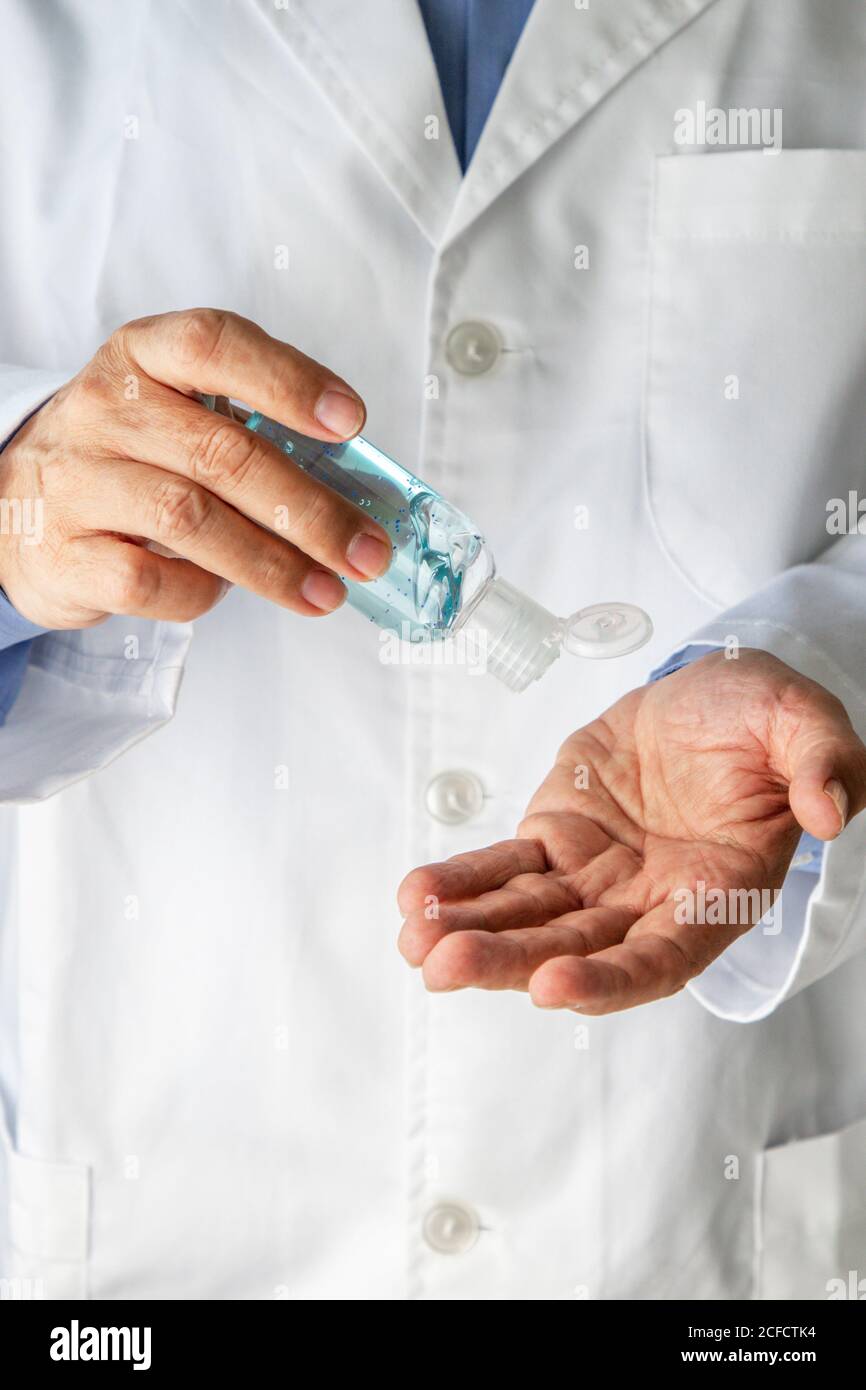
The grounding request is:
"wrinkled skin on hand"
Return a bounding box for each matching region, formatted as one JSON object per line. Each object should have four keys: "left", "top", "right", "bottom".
{"left": 399, "top": 650, "right": 866, "bottom": 1014}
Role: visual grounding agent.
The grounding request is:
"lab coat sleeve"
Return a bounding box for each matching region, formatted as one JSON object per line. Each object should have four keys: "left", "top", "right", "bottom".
{"left": 653, "top": 535, "right": 866, "bottom": 1022}
{"left": 0, "top": 365, "right": 193, "bottom": 802}
{"left": 0, "top": 597, "right": 48, "bottom": 726}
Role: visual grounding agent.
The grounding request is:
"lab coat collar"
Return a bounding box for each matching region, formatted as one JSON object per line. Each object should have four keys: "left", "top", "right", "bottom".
{"left": 258, "top": 0, "right": 462, "bottom": 245}
{"left": 260, "top": 0, "right": 720, "bottom": 251}
{"left": 441, "top": 0, "right": 723, "bottom": 247}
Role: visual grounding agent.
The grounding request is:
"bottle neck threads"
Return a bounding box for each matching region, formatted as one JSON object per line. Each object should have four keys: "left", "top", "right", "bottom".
{"left": 461, "top": 578, "right": 562, "bottom": 692}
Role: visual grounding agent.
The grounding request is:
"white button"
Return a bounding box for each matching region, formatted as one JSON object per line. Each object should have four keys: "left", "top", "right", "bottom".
{"left": 445, "top": 321, "right": 502, "bottom": 376}
{"left": 422, "top": 1201, "right": 480, "bottom": 1255}
{"left": 425, "top": 770, "right": 485, "bottom": 825}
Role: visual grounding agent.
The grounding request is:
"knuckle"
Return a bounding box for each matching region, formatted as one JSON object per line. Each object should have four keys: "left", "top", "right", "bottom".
{"left": 27, "top": 433, "right": 79, "bottom": 506}
{"left": 152, "top": 477, "right": 210, "bottom": 545}
{"left": 441, "top": 933, "right": 484, "bottom": 981}
{"left": 105, "top": 549, "right": 158, "bottom": 614}
{"left": 257, "top": 546, "right": 298, "bottom": 602}
{"left": 260, "top": 354, "right": 313, "bottom": 420}
{"left": 288, "top": 484, "right": 341, "bottom": 546}
{"left": 171, "top": 308, "right": 235, "bottom": 373}
{"left": 822, "top": 691, "right": 849, "bottom": 725}
{"left": 656, "top": 932, "right": 696, "bottom": 983}
{"left": 108, "top": 316, "right": 147, "bottom": 353}
{"left": 398, "top": 866, "right": 441, "bottom": 914}
{"left": 189, "top": 422, "right": 261, "bottom": 492}
{"left": 63, "top": 363, "right": 121, "bottom": 425}
{"left": 100, "top": 323, "right": 134, "bottom": 369}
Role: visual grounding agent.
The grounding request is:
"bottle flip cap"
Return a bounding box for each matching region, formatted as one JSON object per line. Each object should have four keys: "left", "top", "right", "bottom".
{"left": 563, "top": 602, "right": 653, "bottom": 660}
{"left": 462, "top": 581, "right": 653, "bottom": 693}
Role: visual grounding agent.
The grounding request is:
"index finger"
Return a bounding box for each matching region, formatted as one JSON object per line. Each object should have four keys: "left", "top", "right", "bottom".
{"left": 118, "top": 308, "right": 366, "bottom": 442}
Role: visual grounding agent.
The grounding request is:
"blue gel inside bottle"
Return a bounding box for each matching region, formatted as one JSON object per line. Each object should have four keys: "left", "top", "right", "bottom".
{"left": 234, "top": 407, "right": 653, "bottom": 690}
{"left": 245, "top": 412, "right": 492, "bottom": 639}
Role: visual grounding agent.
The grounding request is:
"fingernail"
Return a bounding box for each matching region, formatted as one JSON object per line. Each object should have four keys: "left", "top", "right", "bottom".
{"left": 314, "top": 387, "right": 365, "bottom": 439}
{"left": 824, "top": 778, "right": 848, "bottom": 831}
{"left": 301, "top": 568, "right": 346, "bottom": 613}
{"left": 347, "top": 531, "right": 392, "bottom": 579}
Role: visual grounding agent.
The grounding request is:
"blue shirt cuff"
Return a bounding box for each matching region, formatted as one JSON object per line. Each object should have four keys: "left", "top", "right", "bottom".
{"left": 0, "top": 591, "right": 46, "bottom": 648}
{"left": 0, "top": 598, "right": 46, "bottom": 726}
{"left": 0, "top": 638, "right": 37, "bottom": 722}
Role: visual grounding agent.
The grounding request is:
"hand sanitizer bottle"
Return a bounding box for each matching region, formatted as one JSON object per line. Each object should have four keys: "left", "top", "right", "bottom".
{"left": 238, "top": 407, "right": 652, "bottom": 692}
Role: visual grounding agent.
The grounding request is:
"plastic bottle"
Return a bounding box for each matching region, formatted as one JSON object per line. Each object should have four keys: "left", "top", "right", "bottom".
{"left": 229, "top": 404, "right": 653, "bottom": 692}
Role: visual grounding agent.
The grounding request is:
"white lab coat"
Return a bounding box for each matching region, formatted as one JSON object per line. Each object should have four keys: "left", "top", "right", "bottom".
{"left": 1, "top": 0, "right": 866, "bottom": 1301}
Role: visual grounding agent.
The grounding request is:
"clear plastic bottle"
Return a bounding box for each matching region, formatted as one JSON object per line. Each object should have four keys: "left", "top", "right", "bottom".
{"left": 234, "top": 406, "right": 652, "bottom": 692}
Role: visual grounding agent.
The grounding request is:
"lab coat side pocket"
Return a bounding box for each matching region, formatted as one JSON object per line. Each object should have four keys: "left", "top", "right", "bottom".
{"left": 643, "top": 149, "right": 866, "bottom": 611}
{"left": 4, "top": 1146, "right": 90, "bottom": 1299}
{"left": 754, "top": 1114, "right": 866, "bottom": 1300}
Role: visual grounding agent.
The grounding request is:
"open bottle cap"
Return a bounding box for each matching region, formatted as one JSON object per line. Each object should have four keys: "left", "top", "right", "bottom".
{"left": 462, "top": 583, "right": 653, "bottom": 690}
{"left": 563, "top": 602, "right": 653, "bottom": 659}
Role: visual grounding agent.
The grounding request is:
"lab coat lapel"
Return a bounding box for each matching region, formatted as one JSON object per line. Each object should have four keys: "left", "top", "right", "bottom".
{"left": 441, "top": 0, "right": 722, "bottom": 248}
{"left": 256, "top": 0, "right": 462, "bottom": 246}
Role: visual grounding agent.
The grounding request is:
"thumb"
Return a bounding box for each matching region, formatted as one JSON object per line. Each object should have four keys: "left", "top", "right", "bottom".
{"left": 787, "top": 714, "right": 866, "bottom": 842}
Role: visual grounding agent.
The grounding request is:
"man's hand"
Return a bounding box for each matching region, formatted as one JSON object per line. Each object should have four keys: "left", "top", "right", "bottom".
{"left": 0, "top": 308, "right": 392, "bottom": 628}
{"left": 398, "top": 650, "right": 866, "bottom": 1014}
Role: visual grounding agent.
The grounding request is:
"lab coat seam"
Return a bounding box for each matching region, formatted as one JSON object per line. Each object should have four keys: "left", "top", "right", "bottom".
{"left": 658, "top": 230, "right": 866, "bottom": 246}
{"left": 437, "top": 0, "right": 724, "bottom": 249}
{"left": 479, "top": 0, "right": 710, "bottom": 173}
{"left": 27, "top": 644, "right": 159, "bottom": 697}
{"left": 751, "top": 1149, "right": 765, "bottom": 1299}
{"left": 799, "top": 842, "right": 866, "bottom": 988}
{"left": 463, "top": 0, "right": 720, "bottom": 211}
{"left": 1, "top": 709, "right": 180, "bottom": 805}
{"left": 24, "top": 620, "right": 192, "bottom": 707}
{"left": 640, "top": 157, "right": 723, "bottom": 608}
{"left": 146, "top": 620, "right": 189, "bottom": 720}
{"left": 277, "top": 2, "right": 451, "bottom": 246}
{"left": 688, "top": 914, "right": 809, "bottom": 1024}
{"left": 404, "top": 980, "right": 430, "bottom": 1301}
{"left": 401, "top": 651, "right": 433, "bottom": 1301}
{"left": 421, "top": 255, "right": 456, "bottom": 495}
{"left": 87, "top": 0, "right": 153, "bottom": 337}
{"left": 752, "top": 1115, "right": 866, "bottom": 1299}
{"left": 640, "top": 152, "right": 866, "bottom": 611}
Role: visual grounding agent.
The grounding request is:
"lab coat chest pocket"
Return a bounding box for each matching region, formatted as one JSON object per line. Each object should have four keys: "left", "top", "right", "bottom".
{"left": 755, "top": 1113, "right": 866, "bottom": 1300}
{"left": 644, "top": 150, "right": 866, "bottom": 609}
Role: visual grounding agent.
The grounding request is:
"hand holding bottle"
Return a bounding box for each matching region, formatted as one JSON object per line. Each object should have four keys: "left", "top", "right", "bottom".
{"left": 0, "top": 309, "right": 392, "bottom": 629}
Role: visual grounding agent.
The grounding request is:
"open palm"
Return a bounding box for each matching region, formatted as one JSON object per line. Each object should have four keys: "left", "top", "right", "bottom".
{"left": 398, "top": 650, "right": 866, "bottom": 1013}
